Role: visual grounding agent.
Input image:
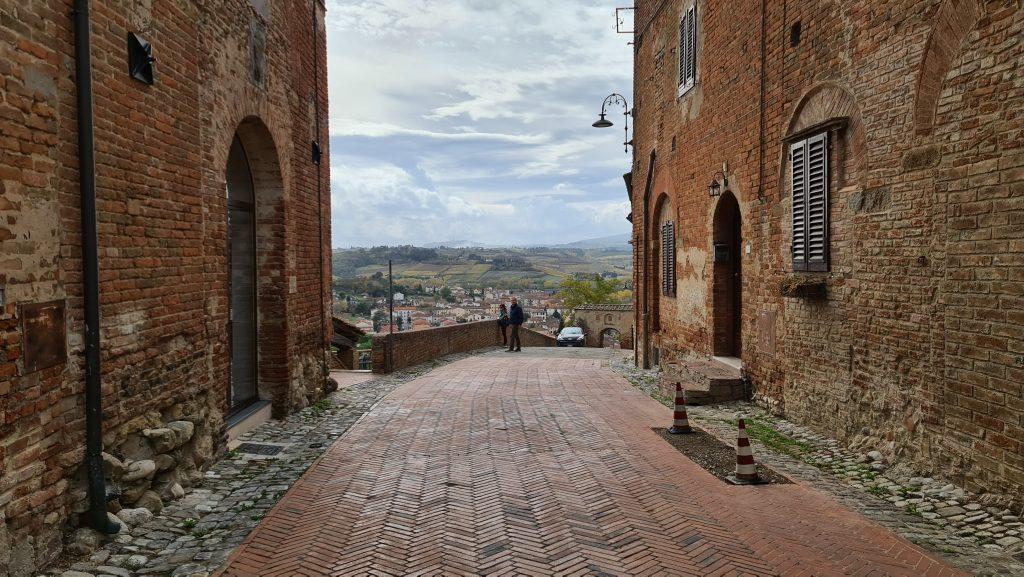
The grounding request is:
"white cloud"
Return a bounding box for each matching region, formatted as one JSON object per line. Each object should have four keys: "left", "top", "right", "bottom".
{"left": 325, "top": 0, "right": 633, "bottom": 247}
{"left": 329, "top": 118, "right": 549, "bottom": 144}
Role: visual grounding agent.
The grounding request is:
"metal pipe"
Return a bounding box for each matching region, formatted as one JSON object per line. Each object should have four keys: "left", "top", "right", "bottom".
{"left": 73, "top": 0, "right": 119, "bottom": 534}
{"left": 311, "top": 0, "right": 329, "bottom": 387}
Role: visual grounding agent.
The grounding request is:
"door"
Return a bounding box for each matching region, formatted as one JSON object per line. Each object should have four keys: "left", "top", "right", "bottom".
{"left": 227, "top": 137, "right": 258, "bottom": 411}
{"left": 712, "top": 192, "right": 742, "bottom": 357}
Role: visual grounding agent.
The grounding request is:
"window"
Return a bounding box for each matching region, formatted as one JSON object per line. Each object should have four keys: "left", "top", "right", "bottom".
{"left": 661, "top": 221, "right": 677, "bottom": 296}
{"left": 678, "top": 5, "right": 697, "bottom": 96}
{"left": 790, "top": 132, "right": 829, "bottom": 271}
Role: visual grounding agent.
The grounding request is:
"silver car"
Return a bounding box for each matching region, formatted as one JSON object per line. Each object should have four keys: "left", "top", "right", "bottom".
{"left": 557, "top": 327, "right": 586, "bottom": 347}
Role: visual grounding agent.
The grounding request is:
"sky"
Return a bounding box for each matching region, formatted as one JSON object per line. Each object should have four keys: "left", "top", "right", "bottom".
{"left": 324, "top": 0, "right": 634, "bottom": 248}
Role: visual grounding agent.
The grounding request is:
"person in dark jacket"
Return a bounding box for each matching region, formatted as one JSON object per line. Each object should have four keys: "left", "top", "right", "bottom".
{"left": 497, "top": 303, "right": 509, "bottom": 346}
{"left": 508, "top": 298, "right": 524, "bottom": 352}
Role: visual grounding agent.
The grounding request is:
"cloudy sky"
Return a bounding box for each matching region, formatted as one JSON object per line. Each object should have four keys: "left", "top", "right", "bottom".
{"left": 325, "top": 0, "right": 634, "bottom": 248}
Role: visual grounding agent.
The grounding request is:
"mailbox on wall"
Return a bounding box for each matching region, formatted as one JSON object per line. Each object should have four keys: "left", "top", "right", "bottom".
{"left": 713, "top": 243, "right": 731, "bottom": 263}
{"left": 22, "top": 300, "right": 66, "bottom": 373}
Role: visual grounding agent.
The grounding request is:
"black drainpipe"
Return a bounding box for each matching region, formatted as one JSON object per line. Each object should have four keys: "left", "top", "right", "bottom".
{"left": 311, "top": 0, "right": 329, "bottom": 387}
{"left": 73, "top": 0, "right": 120, "bottom": 534}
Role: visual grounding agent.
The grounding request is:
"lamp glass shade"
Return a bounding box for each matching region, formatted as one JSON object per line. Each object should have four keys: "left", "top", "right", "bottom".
{"left": 709, "top": 179, "right": 721, "bottom": 197}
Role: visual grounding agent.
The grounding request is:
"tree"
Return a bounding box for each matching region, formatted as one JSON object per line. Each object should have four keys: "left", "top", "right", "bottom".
{"left": 396, "top": 316, "right": 404, "bottom": 330}
{"left": 372, "top": 310, "right": 386, "bottom": 332}
{"left": 440, "top": 286, "right": 455, "bottom": 303}
{"left": 557, "top": 274, "right": 624, "bottom": 310}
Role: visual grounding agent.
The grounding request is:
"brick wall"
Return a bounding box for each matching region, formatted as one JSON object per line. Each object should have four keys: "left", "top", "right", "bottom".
{"left": 372, "top": 322, "right": 558, "bottom": 373}
{"left": 0, "top": 0, "right": 330, "bottom": 572}
{"left": 631, "top": 0, "right": 1023, "bottom": 504}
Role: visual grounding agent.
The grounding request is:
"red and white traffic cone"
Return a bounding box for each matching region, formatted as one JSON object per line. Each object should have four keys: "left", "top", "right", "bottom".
{"left": 728, "top": 418, "right": 762, "bottom": 485}
{"left": 668, "top": 383, "right": 693, "bottom": 434}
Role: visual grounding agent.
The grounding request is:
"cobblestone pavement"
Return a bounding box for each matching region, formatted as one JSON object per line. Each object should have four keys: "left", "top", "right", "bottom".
{"left": 610, "top": 352, "right": 1024, "bottom": 577}
{"left": 46, "top": 349, "right": 502, "bottom": 577}
{"left": 218, "top": 348, "right": 964, "bottom": 576}
{"left": 329, "top": 370, "right": 378, "bottom": 390}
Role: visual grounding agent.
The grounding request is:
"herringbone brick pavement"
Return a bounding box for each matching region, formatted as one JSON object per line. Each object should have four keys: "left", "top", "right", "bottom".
{"left": 219, "top": 350, "right": 965, "bottom": 576}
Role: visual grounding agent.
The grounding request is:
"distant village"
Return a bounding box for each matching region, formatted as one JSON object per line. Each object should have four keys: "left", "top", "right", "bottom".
{"left": 333, "top": 284, "right": 565, "bottom": 337}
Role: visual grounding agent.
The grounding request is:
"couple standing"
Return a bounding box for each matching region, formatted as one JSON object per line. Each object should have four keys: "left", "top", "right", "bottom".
{"left": 498, "top": 298, "right": 524, "bottom": 352}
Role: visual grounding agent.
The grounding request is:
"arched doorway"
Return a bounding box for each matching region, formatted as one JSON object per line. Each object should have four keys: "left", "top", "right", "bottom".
{"left": 712, "top": 192, "right": 742, "bottom": 358}
{"left": 601, "top": 328, "right": 622, "bottom": 349}
{"left": 227, "top": 137, "right": 258, "bottom": 412}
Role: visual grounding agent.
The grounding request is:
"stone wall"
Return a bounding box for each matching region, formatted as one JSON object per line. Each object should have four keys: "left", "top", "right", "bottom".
{"left": 372, "top": 322, "right": 558, "bottom": 373}
{"left": 631, "top": 0, "right": 1023, "bottom": 504}
{"left": 574, "top": 305, "right": 634, "bottom": 349}
{"left": 0, "top": 0, "right": 330, "bottom": 573}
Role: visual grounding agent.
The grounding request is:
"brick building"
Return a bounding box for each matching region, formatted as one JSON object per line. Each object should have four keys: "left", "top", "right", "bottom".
{"left": 0, "top": 0, "right": 330, "bottom": 572}
{"left": 630, "top": 0, "right": 1022, "bottom": 504}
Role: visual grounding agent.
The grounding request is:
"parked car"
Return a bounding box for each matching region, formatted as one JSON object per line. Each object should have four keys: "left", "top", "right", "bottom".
{"left": 557, "top": 327, "right": 586, "bottom": 347}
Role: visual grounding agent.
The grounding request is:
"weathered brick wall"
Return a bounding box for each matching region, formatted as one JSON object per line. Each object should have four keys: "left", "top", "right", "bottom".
{"left": 373, "top": 322, "right": 557, "bottom": 373}
{"left": 0, "top": 0, "right": 330, "bottom": 572}
{"left": 631, "top": 0, "right": 1023, "bottom": 503}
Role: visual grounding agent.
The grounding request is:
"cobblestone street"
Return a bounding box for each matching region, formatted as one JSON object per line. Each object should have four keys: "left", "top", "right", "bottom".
{"left": 207, "top": 348, "right": 969, "bottom": 576}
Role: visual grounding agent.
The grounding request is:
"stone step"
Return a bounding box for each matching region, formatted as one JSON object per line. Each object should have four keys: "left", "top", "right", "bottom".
{"left": 659, "top": 356, "right": 747, "bottom": 405}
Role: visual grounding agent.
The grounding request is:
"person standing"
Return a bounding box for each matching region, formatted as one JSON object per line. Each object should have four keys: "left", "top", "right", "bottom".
{"left": 497, "top": 303, "right": 510, "bottom": 346}
{"left": 508, "top": 298, "right": 524, "bottom": 352}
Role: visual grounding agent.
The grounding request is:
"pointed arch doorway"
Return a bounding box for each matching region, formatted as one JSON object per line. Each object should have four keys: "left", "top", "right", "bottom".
{"left": 227, "top": 136, "right": 258, "bottom": 412}
{"left": 712, "top": 192, "right": 742, "bottom": 359}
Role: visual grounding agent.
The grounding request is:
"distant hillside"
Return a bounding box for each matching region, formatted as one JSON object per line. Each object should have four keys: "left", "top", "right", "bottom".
{"left": 421, "top": 233, "right": 631, "bottom": 251}
{"left": 332, "top": 244, "right": 633, "bottom": 291}
{"left": 554, "top": 233, "right": 630, "bottom": 249}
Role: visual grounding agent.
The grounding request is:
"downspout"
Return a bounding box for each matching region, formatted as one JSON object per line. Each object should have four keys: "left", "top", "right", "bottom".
{"left": 640, "top": 151, "right": 656, "bottom": 369}
{"left": 73, "top": 0, "right": 120, "bottom": 534}
{"left": 311, "top": 0, "right": 329, "bottom": 387}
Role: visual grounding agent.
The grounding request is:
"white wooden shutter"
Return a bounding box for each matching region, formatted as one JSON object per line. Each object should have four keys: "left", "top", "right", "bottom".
{"left": 791, "top": 133, "right": 829, "bottom": 271}
{"left": 678, "top": 6, "right": 696, "bottom": 95}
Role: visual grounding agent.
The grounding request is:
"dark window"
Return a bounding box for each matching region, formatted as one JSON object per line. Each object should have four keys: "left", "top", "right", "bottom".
{"left": 790, "top": 21, "right": 802, "bottom": 46}
{"left": 790, "top": 132, "right": 829, "bottom": 271}
{"left": 661, "top": 221, "right": 677, "bottom": 296}
{"left": 677, "top": 5, "right": 697, "bottom": 95}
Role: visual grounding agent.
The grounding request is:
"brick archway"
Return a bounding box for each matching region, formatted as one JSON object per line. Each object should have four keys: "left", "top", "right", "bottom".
{"left": 227, "top": 116, "right": 290, "bottom": 417}
{"left": 913, "top": 0, "right": 986, "bottom": 136}
{"left": 783, "top": 83, "right": 868, "bottom": 192}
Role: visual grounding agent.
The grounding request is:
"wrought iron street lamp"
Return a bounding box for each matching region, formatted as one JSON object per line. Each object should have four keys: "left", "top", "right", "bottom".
{"left": 708, "top": 167, "right": 729, "bottom": 198}
{"left": 592, "top": 93, "right": 631, "bottom": 153}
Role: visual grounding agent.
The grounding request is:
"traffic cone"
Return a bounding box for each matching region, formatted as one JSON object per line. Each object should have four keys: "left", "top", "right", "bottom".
{"left": 668, "top": 383, "right": 693, "bottom": 434}
{"left": 728, "top": 418, "right": 762, "bottom": 485}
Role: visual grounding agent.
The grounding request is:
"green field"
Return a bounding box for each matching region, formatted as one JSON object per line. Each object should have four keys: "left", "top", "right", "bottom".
{"left": 333, "top": 245, "right": 632, "bottom": 291}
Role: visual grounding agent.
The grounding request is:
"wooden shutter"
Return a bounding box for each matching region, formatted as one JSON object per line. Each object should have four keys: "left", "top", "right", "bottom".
{"left": 678, "top": 6, "right": 696, "bottom": 94}
{"left": 791, "top": 140, "right": 807, "bottom": 269}
{"left": 661, "top": 221, "right": 676, "bottom": 297}
{"left": 791, "top": 132, "right": 829, "bottom": 271}
{"left": 805, "top": 133, "right": 829, "bottom": 270}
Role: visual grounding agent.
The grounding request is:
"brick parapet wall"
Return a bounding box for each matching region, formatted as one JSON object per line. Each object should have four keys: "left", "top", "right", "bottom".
{"left": 631, "top": 0, "right": 1023, "bottom": 503}
{"left": 372, "top": 322, "right": 557, "bottom": 374}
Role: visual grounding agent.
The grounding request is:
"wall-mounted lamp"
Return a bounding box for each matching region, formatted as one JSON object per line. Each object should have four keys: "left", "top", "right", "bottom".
{"left": 708, "top": 163, "right": 729, "bottom": 197}
{"left": 592, "top": 93, "right": 632, "bottom": 153}
{"left": 127, "top": 33, "right": 155, "bottom": 85}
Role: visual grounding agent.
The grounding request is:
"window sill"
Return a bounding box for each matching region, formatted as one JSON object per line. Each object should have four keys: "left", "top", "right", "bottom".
{"left": 677, "top": 83, "right": 696, "bottom": 98}
{"left": 780, "top": 274, "right": 827, "bottom": 299}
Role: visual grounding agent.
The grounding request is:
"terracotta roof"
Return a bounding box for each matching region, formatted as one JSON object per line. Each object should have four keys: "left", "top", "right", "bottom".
{"left": 574, "top": 304, "right": 633, "bottom": 311}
